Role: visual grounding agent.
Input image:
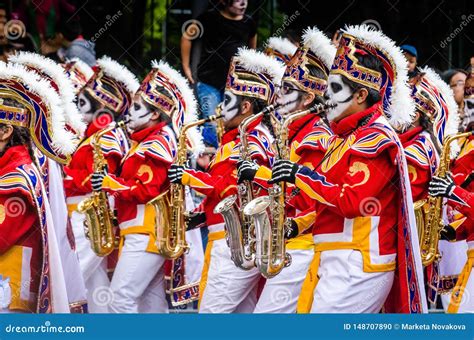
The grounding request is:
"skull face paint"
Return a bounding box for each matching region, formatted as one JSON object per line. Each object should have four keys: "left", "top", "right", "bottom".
{"left": 125, "top": 95, "right": 152, "bottom": 132}
{"left": 462, "top": 98, "right": 474, "bottom": 131}
{"left": 78, "top": 92, "right": 94, "bottom": 123}
{"left": 325, "top": 74, "right": 354, "bottom": 122}
{"left": 221, "top": 90, "right": 241, "bottom": 122}
{"left": 276, "top": 81, "right": 304, "bottom": 116}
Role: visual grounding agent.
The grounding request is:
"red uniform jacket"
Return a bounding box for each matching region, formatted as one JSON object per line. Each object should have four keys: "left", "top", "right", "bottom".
{"left": 63, "top": 118, "right": 127, "bottom": 201}
{"left": 0, "top": 146, "right": 41, "bottom": 312}
{"left": 101, "top": 123, "right": 176, "bottom": 252}
{"left": 293, "top": 104, "right": 400, "bottom": 272}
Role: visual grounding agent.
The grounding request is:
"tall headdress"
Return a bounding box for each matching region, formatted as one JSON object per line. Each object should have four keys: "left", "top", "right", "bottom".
{"left": 409, "top": 67, "right": 459, "bottom": 149}
{"left": 225, "top": 47, "right": 285, "bottom": 104}
{"left": 0, "top": 62, "right": 76, "bottom": 163}
{"left": 62, "top": 58, "right": 95, "bottom": 94}
{"left": 138, "top": 60, "right": 204, "bottom": 154}
{"left": 331, "top": 25, "right": 415, "bottom": 130}
{"left": 283, "top": 26, "right": 336, "bottom": 97}
{"left": 9, "top": 51, "right": 86, "bottom": 135}
{"left": 264, "top": 37, "right": 298, "bottom": 65}
{"left": 83, "top": 56, "right": 139, "bottom": 118}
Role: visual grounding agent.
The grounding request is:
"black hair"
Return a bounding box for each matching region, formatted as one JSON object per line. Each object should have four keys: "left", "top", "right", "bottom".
{"left": 58, "top": 18, "right": 82, "bottom": 42}
{"left": 142, "top": 98, "right": 172, "bottom": 125}
{"left": 441, "top": 69, "right": 468, "bottom": 85}
{"left": 340, "top": 52, "right": 382, "bottom": 107}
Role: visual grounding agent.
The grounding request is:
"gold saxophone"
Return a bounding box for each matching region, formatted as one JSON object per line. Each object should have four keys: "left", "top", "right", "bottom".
{"left": 417, "top": 131, "right": 474, "bottom": 266}
{"left": 215, "top": 104, "right": 225, "bottom": 145}
{"left": 148, "top": 114, "right": 223, "bottom": 259}
{"left": 214, "top": 105, "right": 277, "bottom": 270}
{"left": 77, "top": 124, "right": 118, "bottom": 257}
{"left": 244, "top": 102, "right": 334, "bottom": 278}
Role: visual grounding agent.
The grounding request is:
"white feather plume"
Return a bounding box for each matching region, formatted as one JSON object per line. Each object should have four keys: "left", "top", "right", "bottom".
{"left": 0, "top": 61, "right": 77, "bottom": 155}
{"left": 97, "top": 56, "right": 140, "bottom": 95}
{"left": 421, "top": 66, "right": 460, "bottom": 157}
{"left": 66, "top": 57, "right": 94, "bottom": 81}
{"left": 266, "top": 37, "right": 297, "bottom": 57}
{"left": 151, "top": 60, "right": 204, "bottom": 154}
{"left": 9, "top": 51, "right": 86, "bottom": 135}
{"left": 302, "top": 26, "right": 337, "bottom": 69}
{"left": 236, "top": 47, "right": 286, "bottom": 85}
{"left": 343, "top": 25, "right": 416, "bottom": 130}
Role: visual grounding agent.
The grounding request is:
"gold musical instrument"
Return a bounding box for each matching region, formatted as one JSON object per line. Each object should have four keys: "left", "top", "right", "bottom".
{"left": 418, "top": 131, "right": 474, "bottom": 266}
{"left": 244, "top": 102, "right": 334, "bottom": 278}
{"left": 149, "top": 114, "right": 223, "bottom": 259}
{"left": 215, "top": 104, "right": 225, "bottom": 145}
{"left": 214, "top": 105, "right": 278, "bottom": 270}
{"left": 77, "top": 124, "right": 118, "bottom": 257}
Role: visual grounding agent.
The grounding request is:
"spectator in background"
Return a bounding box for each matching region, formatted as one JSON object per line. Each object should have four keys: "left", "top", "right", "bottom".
{"left": 400, "top": 44, "right": 418, "bottom": 78}
{"left": 181, "top": 0, "right": 257, "bottom": 148}
{"left": 58, "top": 19, "right": 96, "bottom": 66}
{"left": 442, "top": 68, "right": 468, "bottom": 130}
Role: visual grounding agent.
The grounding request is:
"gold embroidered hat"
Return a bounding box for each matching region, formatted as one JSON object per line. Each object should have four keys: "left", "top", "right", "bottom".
{"left": 226, "top": 47, "right": 285, "bottom": 104}
{"left": 82, "top": 56, "right": 139, "bottom": 118}
{"left": 283, "top": 26, "right": 336, "bottom": 97}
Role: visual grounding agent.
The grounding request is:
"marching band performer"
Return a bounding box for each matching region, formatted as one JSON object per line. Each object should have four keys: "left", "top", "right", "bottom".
{"left": 429, "top": 75, "right": 474, "bottom": 313}
{"left": 90, "top": 60, "right": 202, "bottom": 313}
{"left": 0, "top": 61, "right": 75, "bottom": 313}
{"left": 168, "top": 47, "right": 285, "bottom": 313}
{"left": 8, "top": 51, "right": 91, "bottom": 313}
{"left": 63, "top": 56, "right": 139, "bottom": 312}
{"left": 269, "top": 25, "right": 427, "bottom": 313}
{"left": 62, "top": 58, "right": 96, "bottom": 95}
{"left": 237, "top": 27, "right": 336, "bottom": 313}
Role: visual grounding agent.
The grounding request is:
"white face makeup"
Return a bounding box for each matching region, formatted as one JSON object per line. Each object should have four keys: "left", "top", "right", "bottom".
{"left": 126, "top": 96, "right": 152, "bottom": 131}
{"left": 325, "top": 74, "right": 354, "bottom": 122}
{"left": 276, "top": 82, "right": 303, "bottom": 116}
{"left": 221, "top": 90, "right": 240, "bottom": 122}
{"left": 78, "top": 92, "right": 94, "bottom": 123}
{"left": 462, "top": 98, "right": 474, "bottom": 130}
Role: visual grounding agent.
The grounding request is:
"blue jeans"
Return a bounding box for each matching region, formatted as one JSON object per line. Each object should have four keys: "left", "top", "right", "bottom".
{"left": 196, "top": 82, "right": 223, "bottom": 148}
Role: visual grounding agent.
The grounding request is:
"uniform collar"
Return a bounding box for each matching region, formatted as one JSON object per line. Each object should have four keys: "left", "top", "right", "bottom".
{"left": 398, "top": 126, "right": 423, "bottom": 146}
{"left": 130, "top": 122, "right": 167, "bottom": 142}
{"left": 221, "top": 115, "right": 263, "bottom": 144}
{"left": 288, "top": 114, "right": 319, "bottom": 141}
{"left": 85, "top": 113, "right": 113, "bottom": 137}
{"left": 330, "top": 102, "right": 382, "bottom": 136}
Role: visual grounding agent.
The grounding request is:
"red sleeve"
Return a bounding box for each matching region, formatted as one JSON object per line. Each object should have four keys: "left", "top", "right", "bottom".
{"left": 294, "top": 150, "right": 396, "bottom": 218}
{"left": 449, "top": 186, "right": 474, "bottom": 220}
{"left": 406, "top": 160, "right": 431, "bottom": 202}
{"left": 102, "top": 158, "right": 169, "bottom": 203}
{"left": 0, "top": 192, "right": 38, "bottom": 254}
{"left": 64, "top": 151, "right": 122, "bottom": 195}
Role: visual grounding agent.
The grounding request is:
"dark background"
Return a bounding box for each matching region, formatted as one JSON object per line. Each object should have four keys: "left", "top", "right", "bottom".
{"left": 8, "top": 0, "right": 473, "bottom": 78}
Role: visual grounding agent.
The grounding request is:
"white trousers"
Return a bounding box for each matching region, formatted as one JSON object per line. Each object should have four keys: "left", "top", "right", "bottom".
{"left": 199, "top": 238, "right": 260, "bottom": 313}
{"left": 254, "top": 248, "right": 314, "bottom": 313}
{"left": 70, "top": 211, "right": 110, "bottom": 313}
{"left": 311, "top": 249, "right": 394, "bottom": 313}
{"left": 108, "top": 234, "right": 168, "bottom": 313}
